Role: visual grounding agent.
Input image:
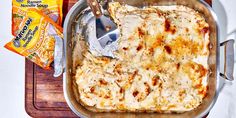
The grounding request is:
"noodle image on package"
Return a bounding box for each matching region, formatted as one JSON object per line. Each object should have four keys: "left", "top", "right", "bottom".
{"left": 12, "top": 0, "right": 63, "bottom": 36}
{"left": 5, "top": 8, "right": 63, "bottom": 69}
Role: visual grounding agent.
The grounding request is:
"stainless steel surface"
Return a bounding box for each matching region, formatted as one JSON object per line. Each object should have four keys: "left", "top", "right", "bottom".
{"left": 86, "top": 0, "right": 119, "bottom": 58}
{"left": 63, "top": 0, "right": 223, "bottom": 117}
{"left": 53, "top": 36, "right": 63, "bottom": 77}
{"left": 220, "top": 39, "right": 235, "bottom": 81}
{"left": 48, "top": 24, "right": 63, "bottom": 77}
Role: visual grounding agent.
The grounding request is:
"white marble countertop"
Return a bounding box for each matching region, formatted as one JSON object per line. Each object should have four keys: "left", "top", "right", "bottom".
{"left": 0, "top": 0, "right": 235, "bottom": 117}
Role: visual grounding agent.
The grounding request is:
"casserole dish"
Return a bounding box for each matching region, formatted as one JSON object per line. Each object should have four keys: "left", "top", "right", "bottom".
{"left": 63, "top": 0, "right": 235, "bottom": 117}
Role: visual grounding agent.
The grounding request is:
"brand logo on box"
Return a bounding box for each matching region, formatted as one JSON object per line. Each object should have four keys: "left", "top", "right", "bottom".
{"left": 16, "top": 0, "right": 23, "bottom": 3}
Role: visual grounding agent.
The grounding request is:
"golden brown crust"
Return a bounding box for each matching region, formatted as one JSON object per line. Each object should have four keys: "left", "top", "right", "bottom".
{"left": 74, "top": 2, "right": 210, "bottom": 113}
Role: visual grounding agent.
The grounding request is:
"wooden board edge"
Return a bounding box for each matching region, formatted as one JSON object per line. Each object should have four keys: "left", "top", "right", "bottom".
{"left": 25, "top": 59, "right": 76, "bottom": 117}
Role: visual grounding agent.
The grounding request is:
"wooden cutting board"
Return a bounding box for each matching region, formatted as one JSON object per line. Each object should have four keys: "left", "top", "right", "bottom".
{"left": 25, "top": 0, "right": 212, "bottom": 117}
{"left": 25, "top": 0, "right": 78, "bottom": 117}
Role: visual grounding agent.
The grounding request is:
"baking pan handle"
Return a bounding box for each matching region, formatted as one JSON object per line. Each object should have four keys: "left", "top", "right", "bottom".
{"left": 220, "top": 39, "right": 235, "bottom": 81}
{"left": 53, "top": 35, "right": 64, "bottom": 78}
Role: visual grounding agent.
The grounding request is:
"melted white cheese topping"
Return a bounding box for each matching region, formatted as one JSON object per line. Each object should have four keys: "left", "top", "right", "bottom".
{"left": 75, "top": 2, "right": 210, "bottom": 113}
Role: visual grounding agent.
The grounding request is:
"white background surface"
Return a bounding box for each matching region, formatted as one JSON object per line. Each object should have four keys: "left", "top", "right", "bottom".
{"left": 0, "top": 0, "right": 235, "bottom": 118}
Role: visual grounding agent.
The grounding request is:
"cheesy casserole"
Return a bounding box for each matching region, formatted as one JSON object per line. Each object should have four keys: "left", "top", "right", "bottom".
{"left": 75, "top": 2, "right": 210, "bottom": 113}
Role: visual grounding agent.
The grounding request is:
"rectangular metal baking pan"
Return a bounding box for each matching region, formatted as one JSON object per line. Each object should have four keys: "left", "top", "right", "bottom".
{"left": 63, "top": 0, "right": 234, "bottom": 117}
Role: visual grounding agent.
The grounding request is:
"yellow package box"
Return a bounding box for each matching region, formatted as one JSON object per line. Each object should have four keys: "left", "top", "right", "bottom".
{"left": 12, "top": 0, "right": 63, "bottom": 36}
{"left": 6, "top": 8, "right": 63, "bottom": 69}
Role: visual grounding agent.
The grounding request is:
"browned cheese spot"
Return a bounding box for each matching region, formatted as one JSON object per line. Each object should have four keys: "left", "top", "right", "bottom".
{"left": 137, "top": 27, "right": 145, "bottom": 37}
{"left": 116, "top": 79, "right": 122, "bottom": 83}
{"left": 104, "top": 95, "right": 110, "bottom": 99}
{"left": 165, "top": 19, "right": 171, "bottom": 31}
{"left": 148, "top": 48, "right": 154, "bottom": 56}
{"left": 183, "top": 61, "right": 208, "bottom": 80}
{"left": 176, "top": 63, "right": 180, "bottom": 70}
{"left": 201, "top": 27, "right": 209, "bottom": 35}
{"left": 167, "top": 105, "right": 176, "bottom": 109}
{"left": 164, "top": 19, "right": 176, "bottom": 34}
{"left": 199, "top": 86, "right": 208, "bottom": 98}
{"left": 152, "top": 75, "right": 160, "bottom": 86}
{"left": 133, "top": 90, "right": 139, "bottom": 97}
{"left": 159, "top": 82, "right": 163, "bottom": 89}
{"left": 90, "top": 87, "right": 95, "bottom": 93}
{"left": 104, "top": 91, "right": 111, "bottom": 99}
{"left": 150, "top": 35, "right": 164, "bottom": 49}
{"left": 119, "top": 98, "right": 124, "bottom": 101}
{"left": 156, "top": 10, "right": 163, "bottom": 16}
{"left": 169, "top": 37, "right": 203, "bottom": 57}
{"left": 129, "top": 70, "right": 138, "bottom": 83}
{"left": 144, "top": 82, "right": 151, "bottom": 96}
{"left": 99, "top": 79, "right": 108, "bottom": 85}
{"left": 191, "top": 63, "right": 207, "bottom": 78}
{"left": 122, "top": 47, "right": 128, "bottom": 50}
{"left": 194, "top": 83, "right": 202, "bottom": 89}
{"left": 171, "top": 26, "right": 176, "bottom": 34}
{"left": 198, "top": 87, "right": 207, "bottom": 98}
{"left": 114, "top": 63, "right": 122, "bottom": 75}
{"left": 119, "top": 88, "right": 124, "bottom": 93}
{"left": 185, "top": 28, "right": 189, "bottom": 32}
{"left": 164, "top": 45, "right": 172, "bottom": 54}
{"left": 178, "top": 90, "right": 186, "bottom": 97}
{"left": 136, "top": 44, "right": 143, "bottom": 51}
{"left": 98, "top": 57, "right": 111, "bottom": 64}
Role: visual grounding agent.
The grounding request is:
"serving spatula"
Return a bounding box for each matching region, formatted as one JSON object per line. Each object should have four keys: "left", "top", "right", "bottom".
{"left": 86, "top": 0, "right": 119, "bottom": 54}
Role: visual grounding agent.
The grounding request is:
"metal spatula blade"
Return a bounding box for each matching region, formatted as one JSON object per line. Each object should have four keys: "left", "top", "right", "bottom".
{"left": 86, "top": 0, "right": 119, "bottom": 52}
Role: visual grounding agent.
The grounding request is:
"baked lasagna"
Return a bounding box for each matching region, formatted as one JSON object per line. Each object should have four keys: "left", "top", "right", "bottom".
{"left": 75, "top": 2, "right": 210, "bottom": 113}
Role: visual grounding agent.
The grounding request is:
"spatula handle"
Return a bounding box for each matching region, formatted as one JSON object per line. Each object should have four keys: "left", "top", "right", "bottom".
{"left": 86, "top": 0, "right": 102, "bottom": 18}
